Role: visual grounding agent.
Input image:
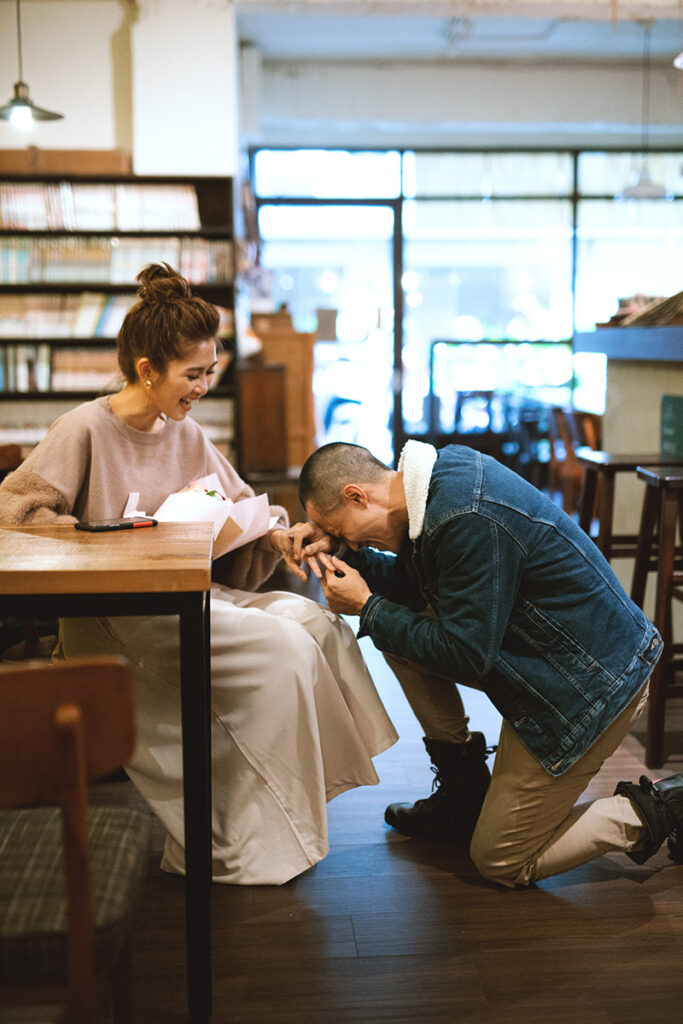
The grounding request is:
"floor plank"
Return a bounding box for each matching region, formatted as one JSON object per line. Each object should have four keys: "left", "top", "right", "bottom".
{"left": 7, "top": 613, "right": 682, "bottom": 1023}
{"left": 118, "top": 631, "right": 683, "bottom": 1024}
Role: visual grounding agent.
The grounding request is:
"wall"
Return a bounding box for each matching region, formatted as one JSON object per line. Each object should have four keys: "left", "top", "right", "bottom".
{"left": 0, "top": 0, "right": 239, "bottom": 175}
{"left": 247, "top": 56, "right": 683, "bottom": 149}
{"left": 0, "top": 0, "right": 129, "bottom": 153}
{"left": 132, "top": 0, "right": 239, "bottom": 175}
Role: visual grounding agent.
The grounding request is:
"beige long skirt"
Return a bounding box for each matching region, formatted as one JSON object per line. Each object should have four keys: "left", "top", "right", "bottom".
{"left": 58, "top": 586, "right": 397, "bottom": 885}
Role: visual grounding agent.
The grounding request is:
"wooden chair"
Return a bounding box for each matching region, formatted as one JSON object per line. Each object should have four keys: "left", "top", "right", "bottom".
{"left": 548, "top": 407, "right": 586, "bottom": 516}
{"left": 577, "top": 450, "right": 683, "bottom": 563}
{"left": 0, "top": 656, "right": 151, "bottom": 1023}
{"left": 631, "top": 467, "right": 683, "bottom": 767}
{"left": 0, "top": 443, "right": 22, "bottom": 482}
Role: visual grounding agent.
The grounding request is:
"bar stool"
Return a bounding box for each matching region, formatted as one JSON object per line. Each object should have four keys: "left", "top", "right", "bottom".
{"left": 631, "top": 465, "right": 683, "bottom": 767}
{"left": 577, "top": 450, "right": 683, "bottom": 562}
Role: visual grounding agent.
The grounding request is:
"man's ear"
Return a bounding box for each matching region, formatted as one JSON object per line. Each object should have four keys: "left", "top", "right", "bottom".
{"left": 342, "top": 484, "right": 368, "bottom": 507}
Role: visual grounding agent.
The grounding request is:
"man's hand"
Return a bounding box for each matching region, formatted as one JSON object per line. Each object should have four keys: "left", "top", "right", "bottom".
{"left": 270, "top": 522, "right": 336, "bottom": 581}
{"left": 317, "top": 554, "right": 372, "bottom": 616}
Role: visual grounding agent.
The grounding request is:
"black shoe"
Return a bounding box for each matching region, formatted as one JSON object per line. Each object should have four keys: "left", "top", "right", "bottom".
{"left": 384, "top": 732, "right": 493, "bottom": 841}
{"left": 615, "top": 773, "right": 683, "bottom": 864}
{"left": 668, "top": 825, "right": 683, "bottom": 863}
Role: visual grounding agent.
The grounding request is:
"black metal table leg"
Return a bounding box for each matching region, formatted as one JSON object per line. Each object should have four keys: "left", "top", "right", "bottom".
{"left": 179, "top": 591, "right": 213, "bottom": 1021}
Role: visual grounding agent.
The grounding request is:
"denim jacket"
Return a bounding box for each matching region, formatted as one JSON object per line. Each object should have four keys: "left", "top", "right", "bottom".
{"left": 354, "top": 442, "right": 661, "bottom": 776}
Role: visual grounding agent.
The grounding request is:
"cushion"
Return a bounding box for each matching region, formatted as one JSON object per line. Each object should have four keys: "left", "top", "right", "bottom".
{"left": 0, "top": 805, "right": 151, "bottom": 982}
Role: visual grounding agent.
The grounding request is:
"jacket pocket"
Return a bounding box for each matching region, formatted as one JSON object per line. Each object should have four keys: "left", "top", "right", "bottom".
{"left": 506, "top": 599, "right": 606, "bottom": 700}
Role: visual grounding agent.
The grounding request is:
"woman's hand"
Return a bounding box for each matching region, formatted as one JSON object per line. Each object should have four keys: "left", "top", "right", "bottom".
{"left": 270, "top": 522, "right": 336, "bottom": 581}
{"left": 317, "top": 554, "right": 372, "bottom": 616}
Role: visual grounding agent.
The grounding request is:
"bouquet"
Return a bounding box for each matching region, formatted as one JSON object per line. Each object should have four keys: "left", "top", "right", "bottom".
{"left": 152, "top": 474, "right": 273, "bottom": 559}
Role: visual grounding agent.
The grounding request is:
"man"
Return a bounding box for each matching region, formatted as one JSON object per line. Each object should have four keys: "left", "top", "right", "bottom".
{"left": 280, "top": 439, "right": 683, "bottom": 887}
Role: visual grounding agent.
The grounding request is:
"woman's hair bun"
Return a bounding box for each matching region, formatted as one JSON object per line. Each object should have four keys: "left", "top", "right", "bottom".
{"left": 136, "top": 262, "right": 192, "bottom": 303}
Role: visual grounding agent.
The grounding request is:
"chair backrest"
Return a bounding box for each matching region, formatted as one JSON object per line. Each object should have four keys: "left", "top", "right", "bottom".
{"left": 0, "top": 655, "right": 135, "bottom": 1020}
{"left": 0, "top": 655, "right": 135, "bottom": 809}
{"left": 0, "top": 443, "right": 22, "bottom": 483}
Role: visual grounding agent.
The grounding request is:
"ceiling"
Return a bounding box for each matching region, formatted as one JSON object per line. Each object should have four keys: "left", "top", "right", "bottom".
{"left": 235, "top": 1, "right": 683, "bottom": 63}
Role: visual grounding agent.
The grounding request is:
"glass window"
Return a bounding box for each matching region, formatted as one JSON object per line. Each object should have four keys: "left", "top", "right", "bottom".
{"left": 575, "top": 199, "right": 683, "bottom": 330}
{"left": 428, "top": 340, "right": 575, "bottom": 435}
{"left": 258, "top": 203, "right": 394, "bottom": 241}
{"left": 253, "top": 149, "right": 401, "bottom": 198}
{"left": 251, "top": 146, "right": 682, "bottom": 459}
{"left": 401, "top": 199, "right": 573, "bottom": 434}
{"left": 578, "top": 152, "right": 683, "bottom": 197}
{"left": 258, "top": 202, "right": 396, "bottom": 464}
{"left": 403, "top": 152, "right": 574, "bottom": 198}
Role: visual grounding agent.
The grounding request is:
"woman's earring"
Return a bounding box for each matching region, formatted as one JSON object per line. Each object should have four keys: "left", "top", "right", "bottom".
{"left": 144, "top": 379, "right": 152, "bottom": 394}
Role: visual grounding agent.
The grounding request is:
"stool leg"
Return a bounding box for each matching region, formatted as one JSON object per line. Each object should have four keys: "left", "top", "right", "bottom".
{"left": 579, "top": 467, "right": 598, "bottom": 537}
{"left": 596, "top": 468, "right": 616, "bottom": 561}
{"left": 630, "top": 484, "right": 659, "bottom": 608}
{"left": 645, "top": 488, "right": 678, "bottom": 768}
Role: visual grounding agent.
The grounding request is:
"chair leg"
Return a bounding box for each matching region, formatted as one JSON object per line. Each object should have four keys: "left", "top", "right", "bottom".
{"left": 630, "top": 484, "right": 659, "bottom": 608}
{"left": 111, "top": 938, "right": 134, "bottom": 1024}
{"left": 595, "top": 469, "right": 616, "bottom": 561}
{"left": 579, "top": 466, "right": 598, "bottom": 536}
{"left": 645, "top": 489, "right": 678, "bottom": 768}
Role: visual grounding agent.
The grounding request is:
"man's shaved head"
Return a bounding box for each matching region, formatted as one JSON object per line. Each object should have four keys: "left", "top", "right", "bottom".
{"left": 299, "top": 443, "right": 391, "bottom": 514}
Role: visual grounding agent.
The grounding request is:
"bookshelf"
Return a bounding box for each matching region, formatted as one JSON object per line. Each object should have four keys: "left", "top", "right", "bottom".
{"left": 0, "top": 174, "right": 236, "bottom": 459}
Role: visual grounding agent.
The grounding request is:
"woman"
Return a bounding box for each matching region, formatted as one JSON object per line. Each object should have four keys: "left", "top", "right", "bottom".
{"left": 0, "top": 263, "right": 397, "bottom": 885}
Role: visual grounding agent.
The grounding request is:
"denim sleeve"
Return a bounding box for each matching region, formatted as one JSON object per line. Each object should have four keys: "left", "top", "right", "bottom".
{"left": 358, "top": 512, "right": 526, "bottom": 683}
{"left": 343, "top": 546, "right": 426, "bottom": 610}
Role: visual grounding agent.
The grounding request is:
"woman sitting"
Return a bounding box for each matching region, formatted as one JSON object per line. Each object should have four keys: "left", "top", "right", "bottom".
{"left": 0, "top": 262, "right": 397, "bottom": 885}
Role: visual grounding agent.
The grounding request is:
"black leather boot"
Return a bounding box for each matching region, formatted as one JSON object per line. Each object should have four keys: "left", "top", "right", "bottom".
{"left": 384, "top": 732, "right": 493, "bottom": 841}
{"left": 668, "top": 826, "right": 683, "bottom": 863}
{"left": 614, "top": 773, "right": 683, "bottom": 864}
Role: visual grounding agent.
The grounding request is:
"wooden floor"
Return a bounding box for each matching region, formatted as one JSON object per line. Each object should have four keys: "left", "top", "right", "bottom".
{"left": 5, "top": 591, "right": 683, "bottom": 1023}
{"left": 89, "top": 640, "right": 683, "bottom": 1024}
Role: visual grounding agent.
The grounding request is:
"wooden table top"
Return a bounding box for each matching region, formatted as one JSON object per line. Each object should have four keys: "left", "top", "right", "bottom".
{"left": 636, "top": 465, "right": 683, "bottom": 488}
{"left": 0, "top": 522, "right": 214, "bottom": 595}
{"left": 575, "top": 449, "right": 683, "bottom": 469}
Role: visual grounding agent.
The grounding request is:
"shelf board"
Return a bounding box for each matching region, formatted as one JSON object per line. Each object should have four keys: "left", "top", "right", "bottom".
{"left": 0, "top": 337, "right": 234, "bottom": 349}
{"left": 0, "top": 387, "right": 235, "bottom": 401}
{"left": 0, "top": 282, "right": 233, "bottom": 294}
{"left": 0, "top": 228, "right": 232, "bottom": 238}
{"left": 0, "top": 174, "right": 232, "bottom": 184}
{"left": 0, "top": 337, "right": 119, "bottom": 347}
{"left": 573, "top": 326, "right": 683, "bottom": 362}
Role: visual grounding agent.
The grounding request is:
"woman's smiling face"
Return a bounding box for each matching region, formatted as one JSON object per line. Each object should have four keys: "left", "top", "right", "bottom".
{"left": 148, "top": 339, "right": 218, "bottom": 420}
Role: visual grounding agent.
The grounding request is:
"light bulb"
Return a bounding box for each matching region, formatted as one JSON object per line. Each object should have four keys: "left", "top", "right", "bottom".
{"left": 9, "top": 102, "right": 33, "bottom": 132}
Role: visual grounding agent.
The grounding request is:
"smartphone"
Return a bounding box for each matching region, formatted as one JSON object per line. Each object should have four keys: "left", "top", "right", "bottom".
{"left": 75, "top": 517, "right": 158, "bottom": 532}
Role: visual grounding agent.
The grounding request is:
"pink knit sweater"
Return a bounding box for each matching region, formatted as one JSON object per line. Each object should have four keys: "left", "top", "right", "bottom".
{"left": 0, "top": 396, "right": 287, "bottom": 591}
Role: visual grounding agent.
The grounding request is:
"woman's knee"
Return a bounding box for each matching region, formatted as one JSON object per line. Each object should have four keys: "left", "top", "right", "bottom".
{"left": 263, "top": 614, "right": 318, "bottom": 664}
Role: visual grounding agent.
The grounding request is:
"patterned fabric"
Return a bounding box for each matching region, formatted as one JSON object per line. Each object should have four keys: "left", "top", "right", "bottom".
{"left": 0, "top": 805, "right": 151, "bottom": 982}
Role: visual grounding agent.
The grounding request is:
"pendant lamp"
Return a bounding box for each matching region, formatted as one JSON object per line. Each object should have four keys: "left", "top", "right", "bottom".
{"left": 0, "top": 0, "right": 63, "bottom": 131}
{"left": 616, "top": 21, "right": 669, "bottom": 200}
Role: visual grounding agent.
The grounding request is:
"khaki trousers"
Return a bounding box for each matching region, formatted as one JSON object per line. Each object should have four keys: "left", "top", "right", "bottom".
{"left": 383, "top": 653, "right": 649, "bottom": 887}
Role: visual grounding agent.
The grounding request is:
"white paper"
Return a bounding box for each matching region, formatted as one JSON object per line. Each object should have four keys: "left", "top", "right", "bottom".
{"left": 153, "top": 474, "right": 271, "bottom": 558}
{"left": 123, "top": 492, "right": 142, "bottom": 518}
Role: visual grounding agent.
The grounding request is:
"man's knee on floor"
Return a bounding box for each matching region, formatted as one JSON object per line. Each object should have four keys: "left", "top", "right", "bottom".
{"left": 469, "top": 830, "right": 526, "bottom": 888}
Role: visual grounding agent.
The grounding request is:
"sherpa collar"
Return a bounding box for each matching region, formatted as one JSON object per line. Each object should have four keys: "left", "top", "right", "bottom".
{"left": 398, "top": 439, "right": 437, "bottom": 540}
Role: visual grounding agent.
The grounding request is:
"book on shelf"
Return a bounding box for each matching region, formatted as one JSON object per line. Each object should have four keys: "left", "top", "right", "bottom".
{"left": 50, "top": 346, "right": 121, "bottom": 392}
{"left": 0, "top": 343, "right": 51, "bottom": 392}
{"left": 0, "top": 292, "right": 135, "bottom": 338}
{"left": 0, "top": 182, "right": 202, "bottom": 231}
{"left": 0, "top": 236, "right": 233, "bottom": 285}
{"left": 0, "top": 338, "right": 233, "bottom": 395}
{"left": 0, "top": 292, "right": 232, "bottom": 341}
{"left": 94, "top": 294, "right": 135, "bottom": 337}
